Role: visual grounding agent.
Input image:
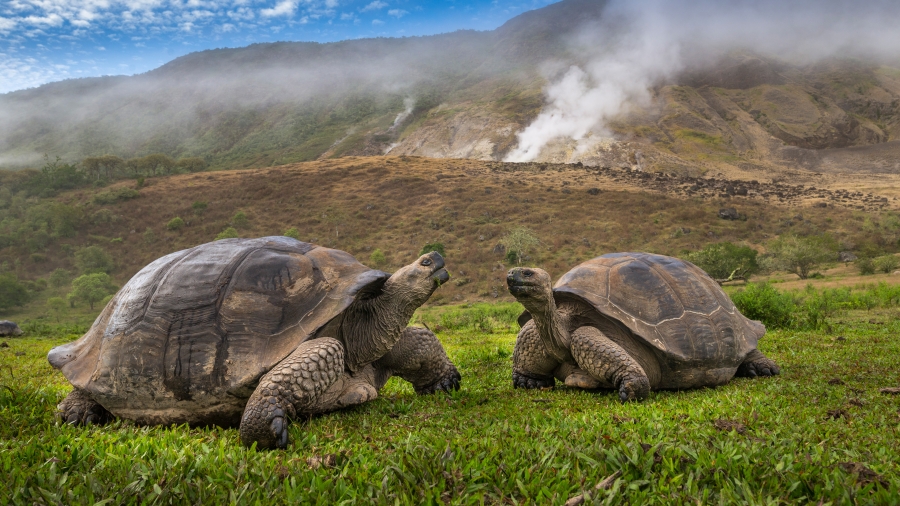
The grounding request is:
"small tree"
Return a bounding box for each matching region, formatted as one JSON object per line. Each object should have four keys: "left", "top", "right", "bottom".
{"left": 75, "top": 245, "right": 115, "bottom": 274}
{"left": 166, "top": 217, "right": 185, "bottom": 231}
{"left": 369, "top": 249, "right": 387, "bottom": 267}
{"left": 68, "top": 273, "right": 116, "bottom": 310}
{"left": 47, "top": 296, "right": 67, "bottom": 323}
{"left": 685, "top": 242, "right": 759, "bottom": 282}
{"left": 49, "top": 268, "right": 71, "bottom": 288}
{"left": 873, "top": 255, "right": 899, "bottom": 274}
{"left": 500, "top": 227, "right": 541, "bottom": 265}
{"left": 216, "top": 227, "right": 239, "bottom": 240}
{"left": 0, "top": 274, "right": 29, "bottom": 311}
{"left": 420, "top": 242, "right": 446, "bottom": 257}
{"left": 766, "top": 234, "right": 837, "bottom": 279}
{"left": 175, "top": 157, "right": 208, "bottom": 173}
{"left": 232, "top": 211, "right": 249, "bottom": 229}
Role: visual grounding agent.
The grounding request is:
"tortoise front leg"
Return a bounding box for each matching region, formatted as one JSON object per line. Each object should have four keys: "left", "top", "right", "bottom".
{"left": 239, "top": 338, "right": 344, "bottom": 450}
{"left": 376, "top": 327, "right": 460, "bottom": 394}
{"left": 57, "top": 388, "right": 114, "bottom": 425}
{"left": 512, "top": 319, "right": 561, "bottom": 389}
{"left": 570, "top": 326, "right": 651, "bottom": 401}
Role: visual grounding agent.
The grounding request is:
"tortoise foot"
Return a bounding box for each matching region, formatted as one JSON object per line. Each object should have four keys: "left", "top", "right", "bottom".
{"left": 417, "top": 366, "right": 461, "bottom": 394}
{"left": 564, "top": 370, "right": 603, "bottom": 390}
{"left": 513, "top": 370, "right": 555, "bottom": 389}
{"left": 618, "top": 375, "right": 650, "bottom": 402}
{"left": 58, "top": 388, "right": 113, "bottom": 426}
{"left": 736, "top": 350, "right": 780, "bottom": 378}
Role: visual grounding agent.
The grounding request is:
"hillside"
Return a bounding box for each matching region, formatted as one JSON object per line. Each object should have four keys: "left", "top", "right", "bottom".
{"left": 3, "top": 156, "right": 900, "bottom": 320}
{"left": 1, "top": 0, "right": 899, "bottom": 176}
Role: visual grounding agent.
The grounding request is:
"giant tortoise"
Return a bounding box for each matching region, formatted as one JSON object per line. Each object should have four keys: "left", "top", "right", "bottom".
{"left": 506, "top": 252, "right": 779, "bottom": 401}
{"left": 49, "top": 237, "right": 459, "bottom": 449}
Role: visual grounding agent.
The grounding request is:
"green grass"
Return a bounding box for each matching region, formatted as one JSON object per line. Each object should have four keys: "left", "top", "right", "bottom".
{"left": 1, "top": 308, "right": 899, "bottom": 504}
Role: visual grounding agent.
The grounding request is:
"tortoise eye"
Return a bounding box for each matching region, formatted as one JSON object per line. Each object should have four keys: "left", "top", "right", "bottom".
{"left": 421, "top": 258, "right": 433, "bottom": 266}
{"left": 523, "top": 270, "right": 533, "bottom": 277}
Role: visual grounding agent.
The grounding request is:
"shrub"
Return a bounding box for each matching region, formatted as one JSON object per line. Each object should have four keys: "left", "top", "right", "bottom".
{"left": 75, "top": 245, "right": 115, "bottom": 274}
{"left": 0, "top": 273, "right": 29, "bottom": 311}
{"left": 232, "top": 211, "right": 249, "bottom": 229}
{"left": 216, "top": 227, "right": 239, "bottom": 240}
{"left": 92, "top": 187, "right": 140, "bottom": 205}
{"left": 47, "top": 297, "right": 67, "bottom": 323}
{"left": 192, "top": 201, "right": 208, "bottom": 215}
{"left": 68, "top": 273, "right": 117, "bottom": 310}
{"left": 730, "top": 283, "right": 796, "bottom": 329}
{"left": 765, "top": 234, "right": 837, "bottom": 279}
{"left": 369, "top": 249, "right": 387, "bottom": 267}
{"left": 283, "top": 228, "right": 300, "bottom": 240}
{"left": 500, "top": 227, "right": 541, "bottom": 265}
{"left": 176, "top": 157, "right": 208, "bottom": 173}
{"left": 685, "top": 242, "right": 759, "bottom": 281}
{"left": 873, "top": 255, "right": 899, "bottom": 274}
{"left": 166, "top": 217, "right": 185, "bottom": 231}
{"left": 420, "top": 242, "right": 446, "bottom": 257}
{"left": 49, "top": 268, "right": 71, "bottom": 288}
{"left": 136, "top": 176, "right": 145, "bottom": 189}
{"left": 856, "top": 257, "right": 875, "bottom": 275}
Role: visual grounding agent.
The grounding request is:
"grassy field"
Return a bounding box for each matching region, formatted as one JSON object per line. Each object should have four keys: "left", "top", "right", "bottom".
{"left": 1, "top": 301, "right": 898, "bottom": 505}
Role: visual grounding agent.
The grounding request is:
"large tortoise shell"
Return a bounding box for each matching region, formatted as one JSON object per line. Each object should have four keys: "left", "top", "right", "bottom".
{"left": 49, "top": 237, "right": 388, "bottom": 415}
{"left": 547, "top": 253, "right": 764, "bottom": 366}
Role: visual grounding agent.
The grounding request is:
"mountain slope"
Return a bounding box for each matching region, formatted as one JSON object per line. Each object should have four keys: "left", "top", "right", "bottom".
{"left": 1, "top": 0, "right": 899, "bottom": 176}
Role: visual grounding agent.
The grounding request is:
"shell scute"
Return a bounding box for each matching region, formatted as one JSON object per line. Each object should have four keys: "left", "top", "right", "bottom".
{"left": 554, "top": 252, "right": 763, "bottom": 368}
{"left": 50, "top": 237, "right": 388, "bottom": 422}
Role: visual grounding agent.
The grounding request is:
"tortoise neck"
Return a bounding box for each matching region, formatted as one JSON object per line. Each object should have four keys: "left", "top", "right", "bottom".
{"left": 341, "top": 282, "right": 421, "bottom": 371}
{"left": 529, "top": 296, "right": 571, "bottom": 360}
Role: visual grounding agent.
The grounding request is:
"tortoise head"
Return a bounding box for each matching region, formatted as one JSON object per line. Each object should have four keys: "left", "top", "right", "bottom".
{"left": 507, "top": 267, "right": 554, "bottom": 312}
{"left": 383, "top": 251, "right": 449, "bottom": 305}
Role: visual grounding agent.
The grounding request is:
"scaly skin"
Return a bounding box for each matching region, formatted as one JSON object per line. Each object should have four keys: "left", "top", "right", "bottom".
{"left": 240, "top": 338, "right": 344, "bottom": 450}
{"left": 735, "top": 349, "right": 781, "bottom": 378}
{"left": 378, "top": 326, "right": 461, "bottom": 394}
{"left": 570, "top": 326, "right": 650, "bottom": 401}
{"left": 511, "top": 319, "right": 559, "bottom": 389}
{"left": 57, "top": 388, "right": 114, "bottom": 425}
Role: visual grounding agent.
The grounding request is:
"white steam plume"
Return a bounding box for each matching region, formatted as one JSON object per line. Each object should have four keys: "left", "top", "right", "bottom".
{"left": 506, "top": 0, "right": 900, "bottom": 162}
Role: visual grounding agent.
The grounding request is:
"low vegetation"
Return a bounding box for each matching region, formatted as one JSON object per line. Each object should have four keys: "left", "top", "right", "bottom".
{"left": 1, "top": 283, "right": 898, "bottom": 504}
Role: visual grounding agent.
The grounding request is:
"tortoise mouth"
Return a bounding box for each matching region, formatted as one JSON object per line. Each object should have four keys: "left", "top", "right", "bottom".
{"left": 507, "top": 280, "right": 537, "bottom": 297}
{"left": 432, "top": 268, "right": 450, "bottom": 286}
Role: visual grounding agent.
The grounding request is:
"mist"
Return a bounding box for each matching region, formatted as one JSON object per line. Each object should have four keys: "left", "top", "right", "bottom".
{"left": 505, "top": 0, "right": 900, "bottom": 162}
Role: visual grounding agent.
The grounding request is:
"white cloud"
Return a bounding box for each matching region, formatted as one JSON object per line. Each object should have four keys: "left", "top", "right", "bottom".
{"left": 387, "top": 8, "right": 406, "bottom": 18}
{"left": 361, "top": 1, "right": 387, "bottom": 12}
{"left": 371, "top": 18, "right": 383, "bottom": 25}
{"left": 261, "top": 0, "right": 297, "bottom": 17}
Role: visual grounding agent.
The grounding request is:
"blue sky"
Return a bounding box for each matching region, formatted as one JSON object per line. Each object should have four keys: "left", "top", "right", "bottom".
{"left": 0, "top": 0, "right": 560, "bottom": 94}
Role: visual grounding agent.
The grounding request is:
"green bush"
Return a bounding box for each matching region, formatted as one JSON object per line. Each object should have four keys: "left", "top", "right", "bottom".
{"left": 68, "top": 273, "right": 117, "bottom": 310}
{"left": 420, "top": 242, "right": 446, "bottom": 257}
{"left": 765, "top": 234, "right": 837, "bottom": 279}
{"left": 192, "top": 201, "right": 208, "bottom": 215}
{"left": 856, "top": 257, "right": 875, "bottom": 275}
{"left": 143, "top": 227, "right": 157, "bottom": 244}
{"left": 232, "top": 211, "right": 249, "bottom": 229}
{"left": 75, "top": 245, "right": 115, "bottom": 274}
{"left": 873, "top": 255, "right": 899, "bottom": 274}
{"left": 92, "top": 187, "right": 140, "bottom": 205}
{"left": 685, "top": 242, "right": 759, "bottom": 280}
{"left": 49, "top": 268, "right": 71, "bottom": 288}
{"left": 215, "top": 227, "right": 239, "bottom": 240}
{"left": 283, "top": 228, "right": 300, "bottom": 240}
{"left": 166, "top": 217, "right": 185, "bottom": 231}
{"left": 369, "top": 248, "right": 386, "bottom": 267}
{"left": 730, "top": 283, "right": 796, "bottom": 329}
{"left": 0, "top": 273, "right": 29, "bottom": 311}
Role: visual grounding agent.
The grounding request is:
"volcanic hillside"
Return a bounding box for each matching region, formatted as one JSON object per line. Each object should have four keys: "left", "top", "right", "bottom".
{"left": 5, "top": 156, "right": 900, "bottom": 308}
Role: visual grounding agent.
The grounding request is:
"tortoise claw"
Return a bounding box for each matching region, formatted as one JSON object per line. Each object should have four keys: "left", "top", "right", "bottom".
{"left": 270, "top": 416, "right": 288, "bottom": 450}
{"left": 512, "top": 371, "right": 555, "bottom": 390}
{"left": 618, "top": 375, "right": 650, "bottom": 402}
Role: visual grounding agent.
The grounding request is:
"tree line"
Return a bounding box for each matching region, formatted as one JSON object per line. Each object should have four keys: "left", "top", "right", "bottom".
{"left": 0, "top": 153, "right": 207, "bottom": 198}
